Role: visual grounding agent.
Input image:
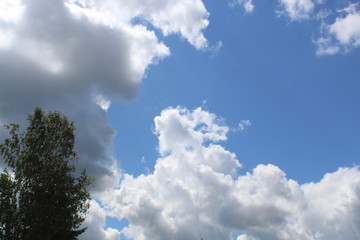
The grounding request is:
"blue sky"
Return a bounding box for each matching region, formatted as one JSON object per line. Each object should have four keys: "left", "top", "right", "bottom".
{"left": 110, "top": 1, "right": 360, "bottom": 183}
{"left": 0, "top": 0, "right": 360, "bottom": 240}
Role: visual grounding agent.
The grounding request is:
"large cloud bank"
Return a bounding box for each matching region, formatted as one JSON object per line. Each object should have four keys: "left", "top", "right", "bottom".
{"left": 105, "top": 107, "right": 360, "bottom": 240}
{"left": 0, "top": 0, "right": 210, "bottom": 237}
{"left": 1, "top": 1, "right": 359, "bottom": 239}
{"left": 0, "top": 0, "right": 210, "bottom": 191}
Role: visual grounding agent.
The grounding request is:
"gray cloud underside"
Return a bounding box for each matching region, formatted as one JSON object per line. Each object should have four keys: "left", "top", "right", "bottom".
{"left": 1, "top": 1, "right": 359, "bottom": 240}
{"left": 0, "top": 0, "right": 210, "bottom": 238}
{"left": 0, "top": 0, "right": 209, "bottom": 191}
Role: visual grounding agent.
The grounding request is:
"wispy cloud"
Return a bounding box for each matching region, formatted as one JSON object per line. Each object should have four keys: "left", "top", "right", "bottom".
{"left": 238, "top": 119, "right": 252, "bottom": 132}
{"left": 230, "top": 0, "right": 360, "bottom": 55}
{"left": 276, "top": 0, "right": 315, "bottom": 21}
{"left": 230, "top": 0, "right": 255, "bottom": 13}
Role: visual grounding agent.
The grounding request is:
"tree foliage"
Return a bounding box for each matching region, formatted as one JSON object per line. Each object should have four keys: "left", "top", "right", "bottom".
{"left": 0, "top": 107, "right": 93, "bottom": 240}
{"left": 0, "top": 170, "right": 19, "bottom": 240}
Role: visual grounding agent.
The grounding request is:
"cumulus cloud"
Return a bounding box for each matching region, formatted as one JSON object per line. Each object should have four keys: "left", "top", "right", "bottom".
{"left": 276, "top": 0, "right": 315, "bottom": 21}
{"left": 66, "top": 0, "right": 209, "bottom": 49}
{"left": 104, "top": 106, "right": 360, "bottom": 240}
{"left": 0, "top": 0, "right": 211, "bottom": 238}
{"left": 0, "top": 0, "right": 210, "bottom": 107}
{"left": 301, "top": 167, "right": 360, "bottom": 240}
{"left": 315, "top": 3, "right": 360, "bottom": 55}
{"left": 153, "top": 107, "right": 229, "bottom": 156}
{"left": 1, "top": 0, "right": 359, "bottom": 238}
{"left": 81, "top": 200, "right": 121, "bottom": 240}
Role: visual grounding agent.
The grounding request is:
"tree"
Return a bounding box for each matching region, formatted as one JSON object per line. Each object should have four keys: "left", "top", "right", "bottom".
{"left": 0, "top": 170, "right": 19, "bottom": 240}
{"left": 0, "top": 107, "right": 93, "bottom": 240}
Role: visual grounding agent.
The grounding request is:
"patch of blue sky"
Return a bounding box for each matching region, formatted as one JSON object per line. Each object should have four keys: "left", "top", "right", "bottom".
{"left": 109, "top": 0, "right": 360, "bottom": 184}
{"left": 105, "top": 0, "right": 360, "bottom": 237}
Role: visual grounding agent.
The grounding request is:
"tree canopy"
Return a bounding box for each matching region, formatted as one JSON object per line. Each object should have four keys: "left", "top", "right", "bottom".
{"left": 0, "top": 107, "right": 93, "bottom": 240}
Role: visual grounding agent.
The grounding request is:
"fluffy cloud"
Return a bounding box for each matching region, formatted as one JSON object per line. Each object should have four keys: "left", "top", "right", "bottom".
{"left": 330, "top": 4, "right": 360, "bottom": 46}
{"left": 103, "top": 106, "right": 360, "bottom": 240}
{"left": 0, "top": 0, "right": 210, "bottom": 238}
{"left": 0, "top": 0, "right": 210, "bottom": 180}
{"left": 301, "top": 167, "right": 360, "bottom": 240}
{"left": 66, "top": 0, "right": 209, "bottom": 49}
{"left": 81, "top": 200, "right": 121, "bottom": 240}
{"left": 315, "top": 3, "right": 360, "bottom": 55}
{"left": 154, "top": 107, "right": 229, "bottom": 156}
{"left": 0, "top": 0, "right": 210, "bottom": 113}
{"left": 276, "top": 0, "right": 315, "bottom": 21}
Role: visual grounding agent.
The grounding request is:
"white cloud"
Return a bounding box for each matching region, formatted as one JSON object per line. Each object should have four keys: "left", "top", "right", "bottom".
{"left": 153, "top": 107, "right": 229, "bottom": 156}
{"left": 237, "top": 234, "right": 257, "bottom": 240}
{"left": 315, "top": 3, "right": 360, "bottom": 55}
{"left": 0, "top": 0, "right": 24, "bottom": 49}
{"left": 0, "top": 0, "right": 210, "bottom": 99}
{"left": 228, "top": 0, "right": 360, "bottom": 55}
{"left": 208, "top": 40, "right": 223, "bottom": 57}
{"left": 230, "top": 0, "right": 255, "bottom": 13}
{"left": 0, "top": 0, "right": 24, "bottom": 23}
{"left": 277, "top": 0, "right": 315, "bottom": 21}
{"left": 301, "top": 167, "right": 360, "bottom": 240}
{"left": 81, "top": 200, "right": 121, "bottom": 240}
{"left": 0, "top": 0, "right": 210, "bottom": 184}
{"left": 94, "top": 94, "right": 111, "bottom": 112}
{"left": 0, "top": 0, "right": 210, "bottom": 238}
{"left": 316, "top": 8, "right": 332, "bottom": 20}
{"left": 66, "top": 0, "right": 210, "bottom": 49}
{"left": 314, "top": 36, "right": 340, "bottom": 55}
{"left": 104, "top": 106, "right": 360, "bottom": 240}
{"left": 1, "top": 0, "right": 359, "bottom": 238}
{"left": 329, "top": 4, "right": 360, "bottom": 47}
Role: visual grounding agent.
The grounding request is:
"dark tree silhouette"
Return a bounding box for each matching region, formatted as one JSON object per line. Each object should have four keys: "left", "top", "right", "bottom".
{"left": 0, "top": 107, "right": 93, "bottom": 240}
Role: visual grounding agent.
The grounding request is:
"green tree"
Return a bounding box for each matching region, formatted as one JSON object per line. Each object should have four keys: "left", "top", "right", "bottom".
{"left": 0, "top": 170, "right": 19, "bottom": 240}
{"left": 0, "top": 107, "right": 93, "bottom": 240}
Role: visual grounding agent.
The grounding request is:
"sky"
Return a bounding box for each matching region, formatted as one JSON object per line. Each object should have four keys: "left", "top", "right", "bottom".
{"left": 0, "top": 0, "right": 359, "bottom": 240}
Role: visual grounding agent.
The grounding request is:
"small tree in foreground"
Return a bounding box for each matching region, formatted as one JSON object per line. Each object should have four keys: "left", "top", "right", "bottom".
{"left": 0, "top": 107, "right": 93, "bottom": 240}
